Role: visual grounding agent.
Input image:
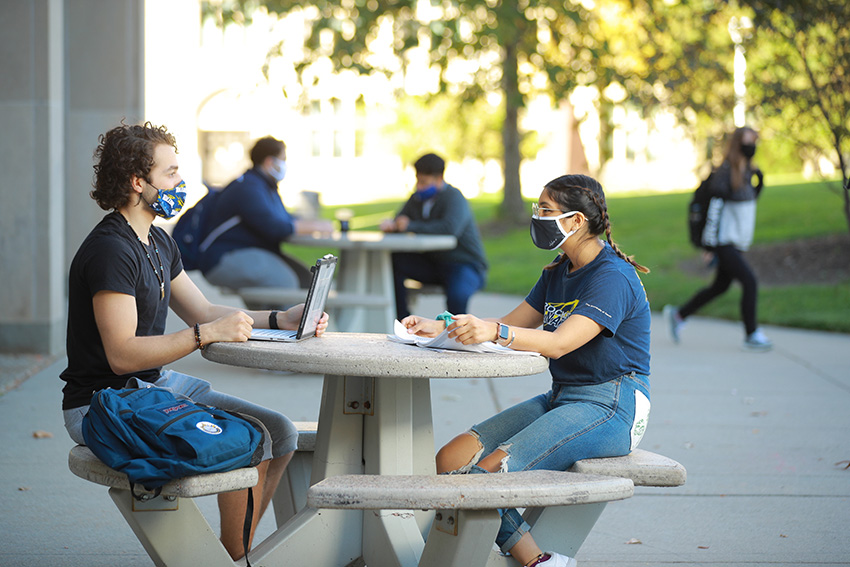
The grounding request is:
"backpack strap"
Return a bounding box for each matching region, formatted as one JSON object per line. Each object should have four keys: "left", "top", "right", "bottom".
{"left": 243, "top": 487, "right": 254, "bottom": 567}
{"left": 199, "top": 215, "right": 241, "bottom": 253}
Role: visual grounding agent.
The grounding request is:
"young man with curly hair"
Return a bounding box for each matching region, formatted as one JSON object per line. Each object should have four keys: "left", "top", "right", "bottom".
{"left": 60, "top": 121, "right": 327, "bottom": 559}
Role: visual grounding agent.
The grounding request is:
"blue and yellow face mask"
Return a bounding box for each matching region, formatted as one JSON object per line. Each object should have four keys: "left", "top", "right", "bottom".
{"left": 146, "top": 180, "right": 187, "bottom": 219}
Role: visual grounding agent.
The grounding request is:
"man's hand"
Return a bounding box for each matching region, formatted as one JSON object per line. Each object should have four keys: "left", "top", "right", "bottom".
{"left": 380, "top": 215, "right": 410, "bottom": 233}
{"left": 295, "top": 218, "right": 334, "bottom": 235}
{"left": 394, "top": 215, "right": 410, "bottom": 232}
{"left": 203, "top": 311, "right": 254, "bottom": 344}
{"left": 279, "top": 304, "right": 330, "bottom": 337}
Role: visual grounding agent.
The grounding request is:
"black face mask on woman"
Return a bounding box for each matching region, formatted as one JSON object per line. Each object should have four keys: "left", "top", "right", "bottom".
{"left": 741, "top": 143, "right": 756, "bottom": 159}
{"left": 529, "top": 210, "right": 579, "bottom": 250}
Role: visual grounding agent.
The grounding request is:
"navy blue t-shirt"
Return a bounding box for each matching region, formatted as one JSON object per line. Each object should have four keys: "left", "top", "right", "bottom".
{"left": 524, "top": 244, "right": 651, "bottom": 386}
{"left": 60, "top": 212, "right": 183, "bottom": 409}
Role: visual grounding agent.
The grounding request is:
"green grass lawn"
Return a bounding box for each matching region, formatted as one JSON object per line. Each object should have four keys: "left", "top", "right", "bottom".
{"left": 286, "top": 179, "right": 850, "bottom": 333}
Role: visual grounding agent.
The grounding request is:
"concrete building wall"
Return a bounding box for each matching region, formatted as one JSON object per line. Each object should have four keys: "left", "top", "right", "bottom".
{"left": 64, "top": 0, "right": 145, "bottom": 273}
{"left": 0, "top": 0, "right": 144, "bottom": 354}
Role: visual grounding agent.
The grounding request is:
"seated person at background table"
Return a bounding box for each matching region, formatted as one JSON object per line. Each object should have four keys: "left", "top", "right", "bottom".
{"left": 400, "top": 174, "right": 651, "bottom": 567}
{"left": 59, "top": 122, "right": 329, "bottom": 560}
{"left": 198, "top": 135, "right": 333, "bottom": 295}
{"left": 380, "top": 152, "right": 488, "bottom": 319}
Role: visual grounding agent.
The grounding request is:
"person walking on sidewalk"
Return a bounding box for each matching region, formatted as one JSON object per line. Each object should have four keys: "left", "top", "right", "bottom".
{"left": 663, "top": 126, "right": 772, "bottom": 351}
{"left": 59, "top": 122, "right": 329, "bottom": 560}
{"left": 400, "top": 174, "right": 652, "bottom": 567}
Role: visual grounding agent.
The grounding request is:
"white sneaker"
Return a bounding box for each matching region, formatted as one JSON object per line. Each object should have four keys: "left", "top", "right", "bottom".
{"left": 743, "top": 328, "right": 773, "bottom": 352}
{"left": 662, "top": 305, "right": 684, "bottom": 344}
{"left": 539, "top": 552, "right": 577, "bottom": 567}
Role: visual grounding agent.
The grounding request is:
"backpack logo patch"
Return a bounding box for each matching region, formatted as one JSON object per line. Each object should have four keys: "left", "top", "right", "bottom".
{"left": 196, "top": 421, "right": 223, "bottom": 435}
{"left": 160, "top": 403, "right": 190, "bottom": 415}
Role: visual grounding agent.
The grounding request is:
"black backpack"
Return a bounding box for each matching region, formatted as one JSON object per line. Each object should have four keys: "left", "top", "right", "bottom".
{"left": 687, "top": 172, "right": 715, "bottom": 249}
{"left": 172, "top": 186, "right": 240, "bottom": 271}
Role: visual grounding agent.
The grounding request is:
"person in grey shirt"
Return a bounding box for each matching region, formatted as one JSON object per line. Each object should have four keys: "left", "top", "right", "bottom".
{"left": 381, "top": 153, "right": 489, "bottom": 319}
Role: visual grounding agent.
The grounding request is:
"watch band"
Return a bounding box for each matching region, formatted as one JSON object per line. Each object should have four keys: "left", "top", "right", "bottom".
{"left": 269, "top": 310, "right": 280, "bottom": 330}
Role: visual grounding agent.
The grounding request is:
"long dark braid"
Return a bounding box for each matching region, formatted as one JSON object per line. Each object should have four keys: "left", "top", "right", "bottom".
{"left": 542, "top": 174, "right": 650, "bottom": 274}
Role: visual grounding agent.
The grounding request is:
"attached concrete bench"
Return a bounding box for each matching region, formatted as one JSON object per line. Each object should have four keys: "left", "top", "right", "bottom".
{"left": 305, "top": 450, "right": 685, "bottom": 566}
{"left": 569, "top": 448, "right": 686, "bottom": 486}
{"left": 69, "top": 421, "right": 319, "bottom": 567}
{"left": 69, "top": 444, "right": 257, "bottom": 566}
{"left": 68, "top": 444, "right": 259, "bottom": 498}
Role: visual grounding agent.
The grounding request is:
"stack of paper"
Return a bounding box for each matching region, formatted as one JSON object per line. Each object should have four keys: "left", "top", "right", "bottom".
{"left": 388, "top": 320, "right": 540, "bottom": 355}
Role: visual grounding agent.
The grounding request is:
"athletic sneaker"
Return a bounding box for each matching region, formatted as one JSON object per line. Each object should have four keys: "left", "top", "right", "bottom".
{"left": 538, "top": 552, "right": 578, "bottom": 567}
{"left": 662, "top": 305, "right": 685, "bottom": 344}
{"left": 744, "top": 328, "right": 773, "bottom": 352}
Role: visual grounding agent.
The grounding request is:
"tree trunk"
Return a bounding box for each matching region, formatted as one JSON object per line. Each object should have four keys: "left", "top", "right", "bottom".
{"left": 499, "top": 39, "right": 527, "bottom": 225}
{"left": 840, "top": 155, "right": 850, "bottom": 234}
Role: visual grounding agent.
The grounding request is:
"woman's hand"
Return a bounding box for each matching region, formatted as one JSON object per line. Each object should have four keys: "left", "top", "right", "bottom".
{"left": 446, "top": 314, "right": 498, "bottom": 345}
{"left": 400, "top": 315, "right": 443, "bottom": 338}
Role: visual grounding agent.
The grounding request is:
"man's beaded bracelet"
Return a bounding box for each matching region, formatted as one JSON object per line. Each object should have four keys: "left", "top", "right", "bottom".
{"left": 193, "top": 323, "right": 205, "bottom": 351}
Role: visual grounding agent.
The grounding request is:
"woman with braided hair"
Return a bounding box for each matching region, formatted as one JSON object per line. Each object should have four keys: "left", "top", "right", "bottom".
{"left": 400, "top": 174, "right": 651, "bottom": 567}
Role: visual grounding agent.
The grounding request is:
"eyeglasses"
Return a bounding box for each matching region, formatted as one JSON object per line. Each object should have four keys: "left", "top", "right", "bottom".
{"left": 532, "top": 203, "right": 582, "bottom": 218}
{"left": 532, "top": 203, "right": 565, "bottom": 216}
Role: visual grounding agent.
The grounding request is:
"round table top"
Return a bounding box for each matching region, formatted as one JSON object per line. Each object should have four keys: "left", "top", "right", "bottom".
{"left": 202, "top": 332, "right": 549, "bottom": 379}
{"left": 289, "top": 231, "right": 457, "bottom": 252}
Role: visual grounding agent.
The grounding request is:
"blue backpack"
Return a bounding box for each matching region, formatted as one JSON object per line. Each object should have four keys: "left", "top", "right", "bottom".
{"left": 82, "top": 386, "right": 264, "bottom": 492}
{"left": 172, "top": 185, "right": 240, "bottom": 271}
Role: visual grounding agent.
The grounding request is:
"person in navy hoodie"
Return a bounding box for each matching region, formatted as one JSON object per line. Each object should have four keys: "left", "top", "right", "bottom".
{"left": 200, "top": 136, "right": 332, "bottom": 293}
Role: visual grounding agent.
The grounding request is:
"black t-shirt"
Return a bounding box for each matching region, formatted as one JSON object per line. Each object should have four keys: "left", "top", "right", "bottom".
{"left": 60, "top": 212, "right": 183, "bottom": 409}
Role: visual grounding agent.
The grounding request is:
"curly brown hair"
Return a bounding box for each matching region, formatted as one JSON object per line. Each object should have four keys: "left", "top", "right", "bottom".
{"left": 90, "top": 121, "right": 178, "bottom": 211}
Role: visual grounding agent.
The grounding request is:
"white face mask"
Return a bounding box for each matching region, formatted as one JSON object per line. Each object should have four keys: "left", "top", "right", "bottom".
{"left": 269, "top": 158, "right": 287, "bottom": 182}
{"left": 530, "top": 209, "right": 579, "bottom": 250}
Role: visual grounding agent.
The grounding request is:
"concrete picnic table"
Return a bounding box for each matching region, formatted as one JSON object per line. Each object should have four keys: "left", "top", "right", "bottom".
{"left": 289, "top": 230, "right": 457, "bottom": 332}
{"left": 202, "top": 331, "right": 549, "bottom": 566}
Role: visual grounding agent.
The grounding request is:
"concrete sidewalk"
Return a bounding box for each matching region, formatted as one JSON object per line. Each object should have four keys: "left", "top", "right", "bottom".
{"left": 1, "top": 289, "right": 848, "bottom": 566}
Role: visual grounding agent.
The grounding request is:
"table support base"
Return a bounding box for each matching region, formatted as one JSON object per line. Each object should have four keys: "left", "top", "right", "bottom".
{"left": 250, "top": 507, "right": 362, "bottom": 566}
{"left": 109, "top": 487, "right": 230, "bottom": 567}
{"left": 363, "top": 509, "right": 426, "bottom": 567}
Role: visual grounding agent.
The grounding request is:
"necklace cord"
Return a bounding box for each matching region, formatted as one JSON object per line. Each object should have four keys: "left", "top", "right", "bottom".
{"left": 130, "top": 222, "right": 166, "bottom": 300}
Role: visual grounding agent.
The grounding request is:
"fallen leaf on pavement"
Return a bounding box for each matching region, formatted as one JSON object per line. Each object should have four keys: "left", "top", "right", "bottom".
{"left": 625, "top": 538, "right": 642, "bottom": 545}
{"left": 32, "top": 430, "right": 53, "bottom": 439}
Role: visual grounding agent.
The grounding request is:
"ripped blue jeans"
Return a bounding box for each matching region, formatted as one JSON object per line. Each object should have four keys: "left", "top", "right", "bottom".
{"left": 448, "top": 373, "right": 650, "bottom": 553}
